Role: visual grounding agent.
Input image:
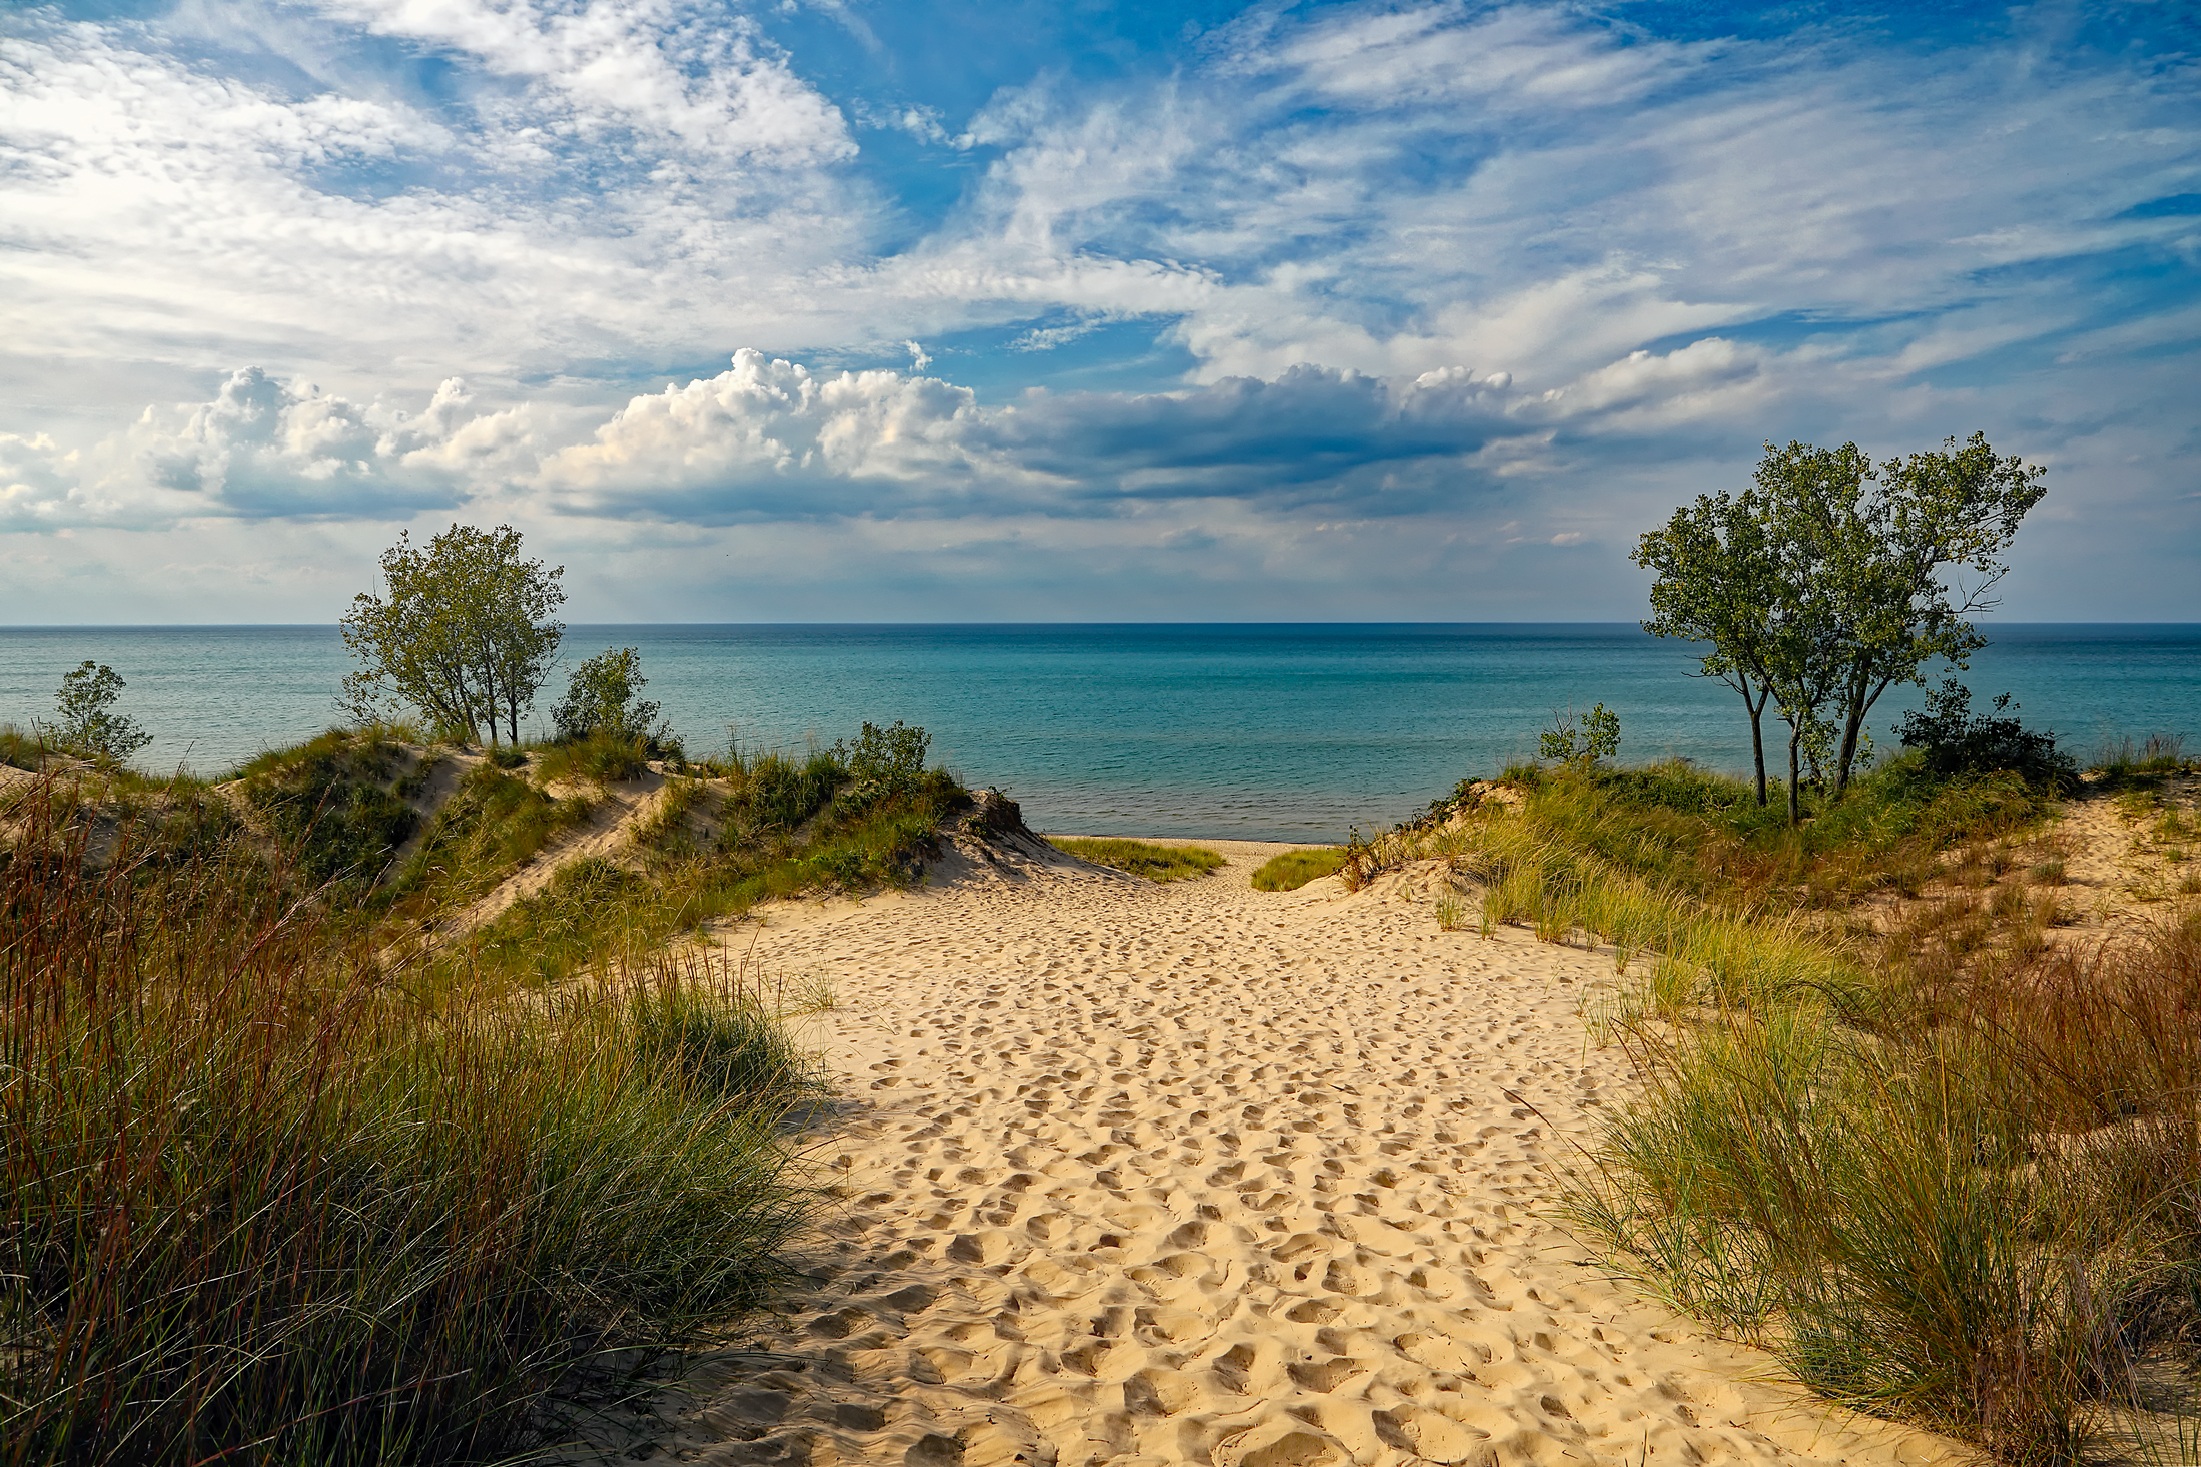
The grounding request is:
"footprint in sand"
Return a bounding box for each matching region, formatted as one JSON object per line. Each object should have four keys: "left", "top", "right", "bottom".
{"left": 554, "top": 838, "right": 1961, "bottom": 1467}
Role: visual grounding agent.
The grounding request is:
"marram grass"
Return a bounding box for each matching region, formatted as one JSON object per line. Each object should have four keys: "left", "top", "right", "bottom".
{"left": 1051, "top": 836, "right": 1225, "bottom": 882}
{"left": 1250, "top": 847, "right": 1347, "bottom": 892}
{"left": 0, "top": 775, "right": 817, "bottom": 1467}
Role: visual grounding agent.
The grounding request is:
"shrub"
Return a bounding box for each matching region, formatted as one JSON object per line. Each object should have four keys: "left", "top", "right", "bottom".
{"left": 834, "top": 720, "right": 930, "bottom": 812}
{"left": 1539, "top": 702, "right": 1621, "bottom": 768}
{"left": 50, "top": 661, "right": 151, "bottom": 763}
{"left": 1897, "top": 678, "right": 2078, "bottom": 791}
{"left": 1250, "top": 847, "right": 1347, "bottom": 891}
{"left": 552, "top": 647, "right": 661, "bottom": 745}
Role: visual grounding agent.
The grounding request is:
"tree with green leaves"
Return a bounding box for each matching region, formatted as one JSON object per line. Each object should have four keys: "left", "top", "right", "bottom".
{"left": 1633, "top": 492, "right": 1783, "bottom": 805}
{"left": 52, "top": 661, "right": 152, "bottom": 763}
{"left": 1764, "top": 433, "right": 2047, "bottom": 797}
{"left": 1637, "top": 433, "right": 2045, "bottom": 823}
{"left": 552, "top": 647, "right": 660, "bottom": 743}
{"left": 340, "top": 524, "right": 565, "bottom": 746}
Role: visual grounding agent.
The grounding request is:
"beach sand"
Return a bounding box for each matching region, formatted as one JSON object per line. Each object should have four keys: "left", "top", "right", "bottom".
{"left": 581, "top": 836, "right": 1956, "bottom": 1467}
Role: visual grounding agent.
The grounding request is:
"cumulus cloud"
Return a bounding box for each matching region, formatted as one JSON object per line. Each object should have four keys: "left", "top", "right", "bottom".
{"left": 134, "top": 369, "right": 540, "bottom": 517}
{"left": 538, "top": 349, "right": 1006, "bottom": 520}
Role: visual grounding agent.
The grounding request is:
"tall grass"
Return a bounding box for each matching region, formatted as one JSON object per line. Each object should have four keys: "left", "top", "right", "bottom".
{"left": 2093, "top": 734, "right": 2192, "bottom": 788}
{"left": 1250, "top": 847, "right": 1346, "bottom": 892}
{"left": 1409, "top": 758, "right": 2200, "bottom": 1463}
{"left": 1050, "top": 836, "right": 1226, "bottom": 882}
{"left": 0, "top": 775, "right": 816, "bottom": 1466}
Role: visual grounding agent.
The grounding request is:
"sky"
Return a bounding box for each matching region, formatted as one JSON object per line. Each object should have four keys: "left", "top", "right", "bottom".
{"left": 1, "top": 0, "right": 2196, "bottom": 623}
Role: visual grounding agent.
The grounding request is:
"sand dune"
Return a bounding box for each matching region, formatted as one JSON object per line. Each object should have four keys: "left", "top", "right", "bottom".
{"left": 570, "top": 838, "right": 1955, "bottom": 1467}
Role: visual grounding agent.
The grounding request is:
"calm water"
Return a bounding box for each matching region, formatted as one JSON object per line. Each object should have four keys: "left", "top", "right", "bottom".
{"left": 1, "top": 624, "right": 2194, "bottom": 841}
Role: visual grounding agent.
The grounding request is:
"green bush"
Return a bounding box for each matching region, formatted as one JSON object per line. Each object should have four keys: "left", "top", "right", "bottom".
{"left": 552, "top": 647, "right": 660, "bottom": 745}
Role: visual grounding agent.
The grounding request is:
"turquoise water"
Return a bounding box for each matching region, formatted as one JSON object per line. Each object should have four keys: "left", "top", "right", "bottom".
{"left": 1, "top": 624, "right": 2194, "bottom": 841}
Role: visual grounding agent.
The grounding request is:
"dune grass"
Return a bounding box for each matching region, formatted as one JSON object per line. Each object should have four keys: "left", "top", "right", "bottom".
{"left": 0, "top": 773, "right": 817, "bottom": 1467}
{"left": 1250, "top": 846, "right": 1347, "bottom": 891}
{"left": 1051, "top": 835, "right": 1226, "bottom": 882}
{"left": 1382, "top": 756, "right": 2201, "bottom": 1464}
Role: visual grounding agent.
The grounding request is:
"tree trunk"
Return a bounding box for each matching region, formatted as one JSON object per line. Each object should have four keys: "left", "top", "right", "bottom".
{"left": 1746, "top": 686, "right": 1769, "bottom": 807}
{"left": 1787, "top": 727, "right": 1803, "bottom": 826}
{"left": 1832, "top": 670, "right": 1868, "bottom": 798}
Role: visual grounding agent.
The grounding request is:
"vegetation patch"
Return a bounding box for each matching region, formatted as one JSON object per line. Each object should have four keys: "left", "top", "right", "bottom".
{"left": 236, "top": 726, "right": 419, "bottom": 890}
{"left": 1052, "top": 836, "right": 1225, "bottom": 882}
{"left": 1250, "top": 846, "right": 1346, "bottom": 891}
{"left": 0, "top": 779, "right": 814, "bottom": 1467}
{"left": 1375, "top": 751, "right": 2196, "bottom": 1464}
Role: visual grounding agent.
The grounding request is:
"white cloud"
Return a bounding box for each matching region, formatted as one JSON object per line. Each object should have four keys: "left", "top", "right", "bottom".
{"left": 311, "top": 0, "right": 854, "bottom": 165}
{"left": 537, "top": 349, "right": 1009, "bottom": 518}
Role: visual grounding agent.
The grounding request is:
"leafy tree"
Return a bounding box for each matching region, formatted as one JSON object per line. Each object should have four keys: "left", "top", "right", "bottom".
{"left": 1538, "top": 704, "right": 1620, "bottom": 768}
{"left": 552, "top": 647, "right": 661, "bottom": 744}
{"left": 1633, "top": 492, "right": 1783, "bottom": 804}
{"left": 837, "top": 720, "right": 930, "bottom": 803}
{"left": 340, "top": 524, "right": 565, "bottom": 746}
{"left": 1754, "top": 433, "right": 2046, "bottom": 798}
{"left": 1637, "top": 433, "right": 2045, "bottom": 824}
{"left": 53, "top": 661, "right": 152, "bottom": 762}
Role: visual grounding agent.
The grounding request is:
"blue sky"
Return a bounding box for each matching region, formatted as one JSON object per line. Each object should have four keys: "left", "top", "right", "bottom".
{"left": 1, "top": 0, "right": 2195, "bottom": 621}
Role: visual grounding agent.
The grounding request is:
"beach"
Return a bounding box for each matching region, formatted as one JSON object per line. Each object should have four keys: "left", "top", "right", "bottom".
{"left": 572, "top": 837, "right": 1955, "bottom": 1467}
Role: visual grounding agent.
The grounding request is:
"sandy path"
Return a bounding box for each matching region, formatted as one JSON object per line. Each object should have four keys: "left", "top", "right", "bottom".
{"left": 587, "top": 841, "right": 1953, "bottom": 1467}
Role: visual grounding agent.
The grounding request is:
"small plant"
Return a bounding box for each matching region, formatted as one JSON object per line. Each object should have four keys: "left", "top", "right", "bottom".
{"left": 1435, "top": 893, "right": 1467, "bottom": 931}
{"left": 1250, "top": 847, "right": 1347, "bottom": 892}
{"left": 2029, "top": 857, "right": 2067, "bottom": 886}
{"left": 553, "top": 646, "right": 662, "bottom": 745}
{"left": 51, "top": 660, "right": 152, "bottom": 762}
{"left": 1051, "top": 837, "right": 1224, "bottom": 883}
{"left": 834, "top": 720, "right": 930, "bottom": 811}
{"left": 1538, "top": 703, "right": 1621, "bottom": 769}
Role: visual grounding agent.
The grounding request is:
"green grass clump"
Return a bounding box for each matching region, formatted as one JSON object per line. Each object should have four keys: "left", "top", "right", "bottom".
{"left": 533, "top": 728, "right": 652, "bottom": 785}
{"left": 0, "top": 780, "right": 814, "bottom": 1467}
{"left": 2091, "top": 732, "right": 2191, "bottom": 789}
{"left": 1051, "top": 836, "right": 1226, "bottom": 882}
{"left": 236, "top": 727, "right": 418, "bottom": 889}
{"left": 1250, "top": 847, "right": 1347, "bottom": 891}
{"left": 0, "top": 722, "right": 45, "bottom": 771}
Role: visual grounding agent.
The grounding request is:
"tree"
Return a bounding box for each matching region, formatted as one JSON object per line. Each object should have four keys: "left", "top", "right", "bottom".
{"left": 1633, "top": 493, "right": 1783, "bottom": 805}
{"left": 52, "top": 661, "right": 152, "bottom": 762}
{"left": 1637, "top": 433, "right": 2046, "bottom": 823}
{"left": 340, "top": 524, "right": 565, "bottom": 746}
{"left": 552, "top": 647, "right": 660, "bottom": 743}
{"left": 1754, "top": 434, "right": 2046, "bottom": 798}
